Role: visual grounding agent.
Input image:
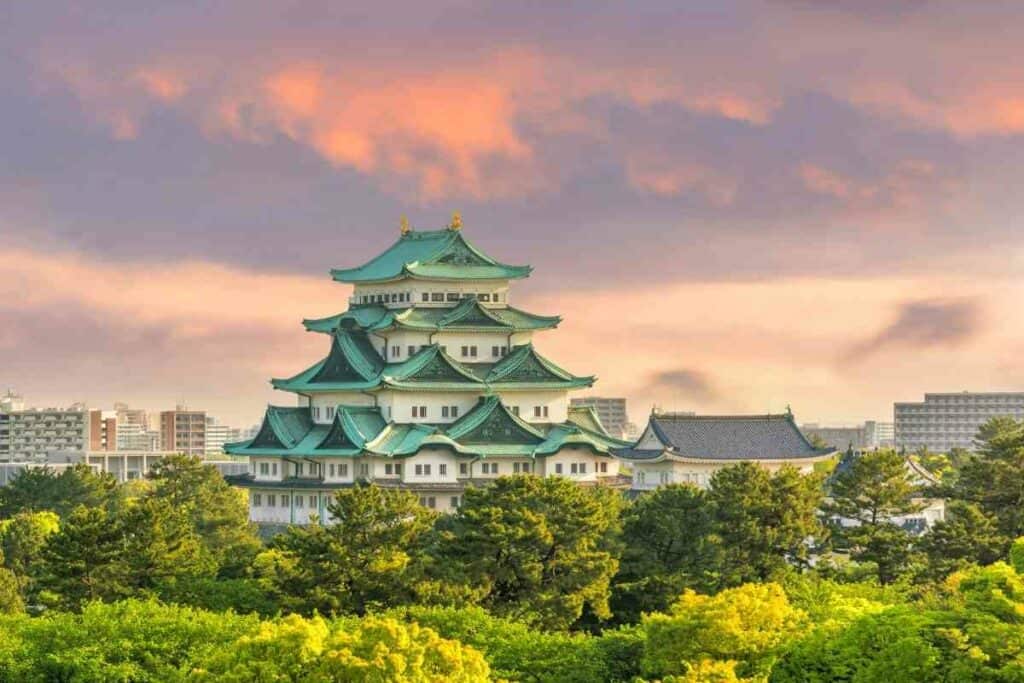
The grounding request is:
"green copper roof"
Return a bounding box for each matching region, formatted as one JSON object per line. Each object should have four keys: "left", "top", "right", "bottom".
{"left": 227, "top": 398, "right": 627, "bottom": 460}
{"left": 272, "top": 339, "right": 593, "bottom": 393}
{"left": 567, "top": 405, "right": 610, "bottom": 435}
{"left": 446, "top": 395, "right": 546, "bottom": 445}
{"left": 303, "top": 300, "right": 560, "bottom": 334}
{"left": 330, "top": 228, "right": 532, "bottom": 284}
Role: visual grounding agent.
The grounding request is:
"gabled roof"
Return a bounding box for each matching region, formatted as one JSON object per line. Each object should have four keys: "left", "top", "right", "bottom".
{"left": 567, "top": 405, "right": 610, "bottom": 435}
{"left": 227, "top": 399, "right": 628, "bottom": 460}
{"left": 617, "top": 413, "right": 836, "bottom": 462}
{"left": 485, "top": 344, "right": 592, "bottom": 385}
{"left": 302, "top": 301, "right": 560, "bottom": 334}
{"left": 271, "top": 329, "right": 384, "bottom": 391}
{"left": 273, "top": 338, "right": 591, "bottom": 393}
{"left": 330, "top": 228, "right": 532, "bottom": 284}
{"left": 446, "top": 395, "right": 546, "bottom": 445}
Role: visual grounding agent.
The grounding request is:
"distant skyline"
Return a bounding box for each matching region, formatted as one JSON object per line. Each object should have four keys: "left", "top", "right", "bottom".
{"left": 5, "top": 2, "right": 1024, "bottom": 427}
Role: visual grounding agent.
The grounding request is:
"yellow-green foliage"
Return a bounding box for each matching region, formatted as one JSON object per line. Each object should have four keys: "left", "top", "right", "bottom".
{"left": 197, "top": 614, "right": 490, "bottom": 682}
{"left": 643, "top": 583, "right": 807, "bottom": 680}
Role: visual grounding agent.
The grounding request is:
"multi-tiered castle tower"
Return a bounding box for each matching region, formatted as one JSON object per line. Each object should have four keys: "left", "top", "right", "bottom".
{"left": 228, "top": 215, "right": 627, "bottom": 523}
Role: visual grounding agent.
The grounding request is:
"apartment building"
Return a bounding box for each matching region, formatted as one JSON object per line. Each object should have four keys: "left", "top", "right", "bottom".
{"left": 895, "top": 392, "right": 1024, "bottom": 452}
{"left": 160, "top": 406, "right": 207, "bottom": 456}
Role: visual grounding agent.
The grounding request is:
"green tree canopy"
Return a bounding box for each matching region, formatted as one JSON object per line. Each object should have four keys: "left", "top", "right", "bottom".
{"left": 257, "top": 483, "right": 435, "bottom": 616}
{"left": 432, "top": 475, "right": 623, "bottom": 630}
{"left": 0, "top": 464, "right": 119, "bottom": 518}
{"left": 825, "top": 449, "right": 923, "bottom": 583}
{"left": 147, "top": 454, "right": 262, "bottom": 578}
{"left": 707, "top": 463, "right": 824, "bottom": 587}
{"left": 612, "top": 483, "right": 717, "bottom": 622}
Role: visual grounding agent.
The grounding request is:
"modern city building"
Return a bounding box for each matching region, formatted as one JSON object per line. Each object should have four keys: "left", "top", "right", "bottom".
{"left": 617, "top": 411, "right": 836, "bottom": 491}
{"left": 0, "top": 390, "right": 25, "bottom": 412}
{"left": 0, "top": 406, "right": 90, "bottom": 462}
{"left": 89, "top": 410, "right": 117, "bottom": 451}
{"left": 569, "top": 397, "right": 630, "bottom": 439}
{"left": 205, "top": 417, "right": 242, "bottom": 457}
{"left": 800, "top": 420, "right": 895, "bottom": 451}
{"left": 160, "top": 406, "right": 207, "bottom": 456}
{"left": 894, "top": 392, "right": 1024, "bottom": 452}
{"left": 226, "top": 215, "right": 629, "bottom": 522}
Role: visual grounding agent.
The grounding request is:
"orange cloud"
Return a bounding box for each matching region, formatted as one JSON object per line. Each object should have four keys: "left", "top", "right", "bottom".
{"left": 797, "top": 160, "right": 952, "bottom": 213}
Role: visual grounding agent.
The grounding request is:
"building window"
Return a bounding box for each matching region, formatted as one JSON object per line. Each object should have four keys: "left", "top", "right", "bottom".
{"left": 534, "top": 406, "right": 549, "bottom": 418}
{"left": 492, "top": 345, "right": 500, "bottom": 357}
{"left": 479, "top": 293, "right": 491, "bottom": 302}
{"left": 267, "top": 494, "right": 276, "bottom": 507}
{"left": 309, "top": 495, "right": 317, "bottom": 508}
{"left": 420, "top": 496, "right": 437, "bottom": 509}
{"left": 385, "top": 463, "right": 394, "bottom": 475}
{"left": 281, "top": 495, "right": 289, "bottom": 507}
{"left": 493, "top": 293, "right": 501, "bottom": 302}
{"left": 339, "top": 463, "right": 349, "bottom": 477}
{"left": 450, "top": 496, "right": 460, "bottom": 508}
{"left": 555, "top": 463, "right": 563, "bottom": 475}
{"left": 431, "top": 292, "right": 444, "bottom": 302}
{"left": 580, "top": 463, "right": 587, "bottom": 474}
{"left": 252, "top": 493, "right": 262, "bottom": 507}
{"left": 329, "top": 464, "right": 336, "bottom": 477}
{"left": 391, "top": 345, "right": 399, "bottom": 358}
{"left": 407, "top": 345, "right": 416, "bottom": 356}
{"left": 415, "top": 464, "right": 423, "bottom": 476}
{"left": 599, "top": 462, "right": 608, "bottom": 473}
{"left": 459, "top": 463, "right": 468, "bottom": 476}
{"left": 571, "top": 463, "right": 578, "bottom": 474}
{"left": 412, "top": 406, "right": 428, "bottom": 418}
{"left": 296, "top": 496, "right": 303, "bottom": 508}
{"left": 294, "top": 462, "right": 303, "bottom": 476}
{"left": 422, "top": 292, "right": 430, "bottom": 302}
{"left": 259, "top": 462, "right": 269, "bottom": 475}
{"left": 439, "top": 464, "right": 447, "bottom": 476}
{"left": 461, "top": 346, "right": 469, "bottom": 357}
{"left": 442, "top": 406, "right": 449, "bottom": 418}
{"left": 359, "top": 463, "right": 369, "bottom": 477}
{"left": 513, "top": 462, "right": 520, "bottom": 473}
{"left": 511, "top": 406, "right": 520, "bottom": 415}
{"left": 446, "top": 292, "right": 459, "bottom": 302}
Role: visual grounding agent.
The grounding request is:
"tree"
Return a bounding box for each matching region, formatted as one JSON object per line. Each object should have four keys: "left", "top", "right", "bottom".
{"left": 642, "top": 582, "right": 807, "bottom": 680}
{"left": 948, "top": 417, "right": 1024, "bottom": 548}
{"left": 0, "top": 464, "right": 119, "bottom": 518}
{"left": 258, "top": 483, "right": 435, "bottom": 616}
{"left": 37, "top": 506, "right": 131, "bottom": 610}
{"left": 147, "top": 454, "right": 261, "bottom": 577}
{"left": 707, "top": 463, "right": 824, "bottom": 587}
{"left": 916, "top": 501, "right": 1005, "bottom": 582}
{"left": 0, "top": 511, "right": 59, "bottom": 603}
{"left": 195, "top": 614, "right": 491, "bottom": 682}
{"left": 433, "top": 475, "right": 622, "bottom": 630}
{"left": 825, "top": 450, "right": 922, "bottom": 583}
{"left": 613, "top": 484, "right": 718, "bottom": 622}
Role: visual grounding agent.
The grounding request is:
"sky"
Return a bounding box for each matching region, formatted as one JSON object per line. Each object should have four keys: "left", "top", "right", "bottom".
{"left": 3, "top": 1, "right": 1024, "bottom": 428}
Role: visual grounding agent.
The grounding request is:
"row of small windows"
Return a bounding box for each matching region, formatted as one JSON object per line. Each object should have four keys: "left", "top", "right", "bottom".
{"left": 410, "top": 404, "right": 545, "bottom": 419}
{"left": 256, "top": 459, "right": 606, "bottom": 480}
{"left": 359, "top": 292, "right": 502, "bottom": 305}
{"left": 419, "top": 496, "right": 462, "bottom": 509}
{"left": 251, "top": 493, "right": 320, "bottom": 508}
{"left": 383, "top": 344, "right": 511, "bottom": 361}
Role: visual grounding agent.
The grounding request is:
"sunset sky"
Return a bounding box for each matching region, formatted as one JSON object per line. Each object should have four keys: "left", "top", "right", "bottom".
{"left": 4, "top": 1, "right": 1024, "bottom": 428}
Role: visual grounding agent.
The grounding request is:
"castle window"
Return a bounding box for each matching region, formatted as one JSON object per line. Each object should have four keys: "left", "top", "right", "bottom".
{"left": 446, "top": 292, "right": 460, "bottom": 302}
{"left": 439, "top": 464, "right": 447, "bottom": 476}
{"left": 267, "top": 494, "right": 276, "bottom": 507}
{"left": 422, "top": 293, "right": 430, "bottom": 302}
{"left": 479, "top": 293, "right": 491, "bottom": 302}
{"left": 259, "top": 462, "right": 269, "bottom": 475}
{"left": 450, "top": 496, "right": 460, "bottom": 508}
{"left": 407, "top": 345, "right": 416, "bottom": 356}
{"left": 252, "top": 493, "right": 262, "bottom": 506}
{"left": 281, "top": 495, "right": 289, "bottom": 507}
{"left": 339, "top": 463, "right": 349, "bottom": 477}
{"left": 571, "top": 463, "right": 578, "bottom": 474}
{"left": 492, "top": 346, "right": 500, "bottom": 357}
{"left": 431, "top": 292, "right": 444, "bottom": 302}
{"left": 459, "top": 463, "right": 468, "bottom": 476}
{"left": 391, "top": 345, "right": 399, "bottom": 358}
{"left": 555, "top": 463, "right": 563, "bottom": 474}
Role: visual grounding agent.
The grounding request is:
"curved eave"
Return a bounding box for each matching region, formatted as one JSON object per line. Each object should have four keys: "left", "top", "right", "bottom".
{"left": 621, "top": 449, "right": 838, "bottom": 464}
{"left": 270, "top": 378, "right": 381, "bottom": 392}
{"left": 330, "top": 264, "right": 532, "bottom": 285}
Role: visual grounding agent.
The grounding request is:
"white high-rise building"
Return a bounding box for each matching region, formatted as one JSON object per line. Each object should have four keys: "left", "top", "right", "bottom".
{"left": 227, "top": 215, "right": 628, "bottom": 523}
{"left": 895, "top": 392, "right": 1024, "bottom": 452}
